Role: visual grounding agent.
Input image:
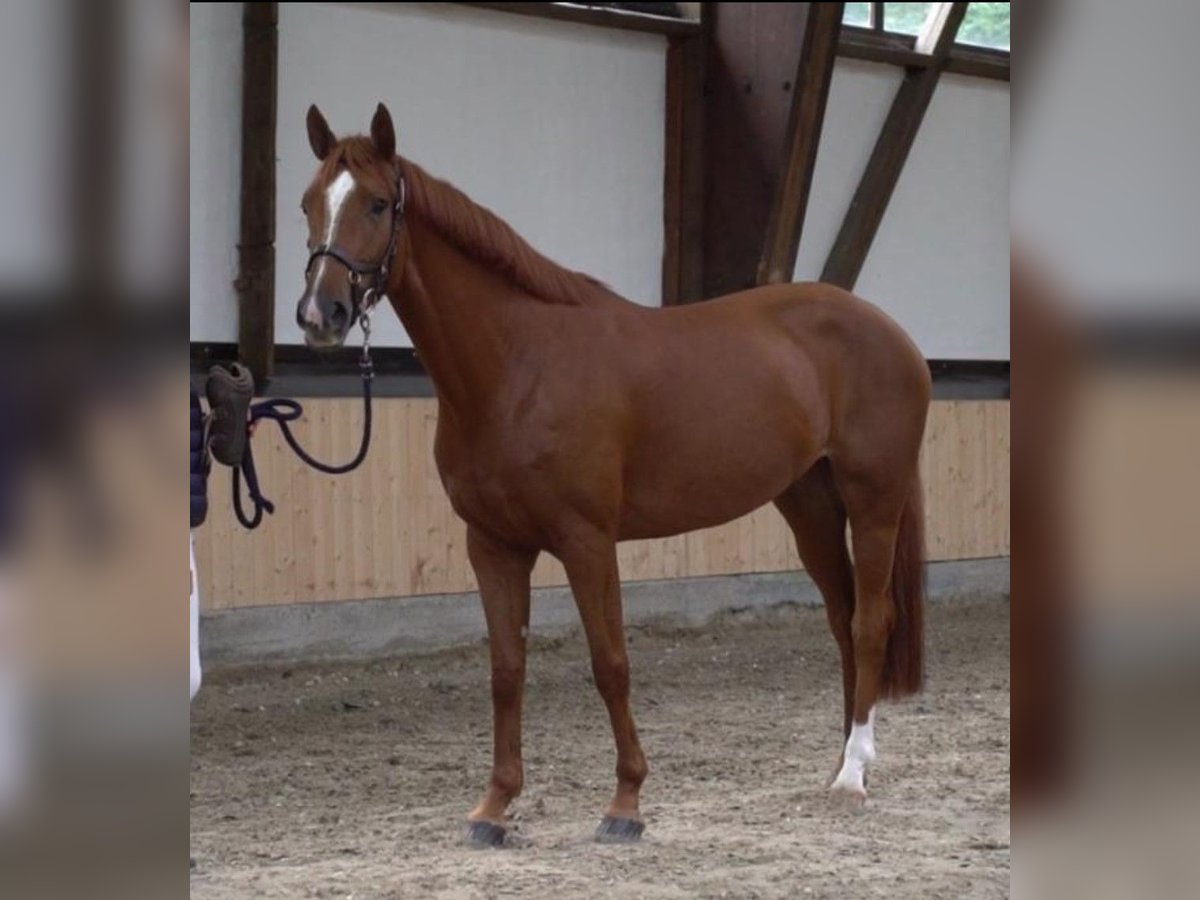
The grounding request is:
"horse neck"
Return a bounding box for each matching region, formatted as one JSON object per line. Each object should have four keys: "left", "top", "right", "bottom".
{"left": 388, "top": 216, "right": 522, "bottom": 414}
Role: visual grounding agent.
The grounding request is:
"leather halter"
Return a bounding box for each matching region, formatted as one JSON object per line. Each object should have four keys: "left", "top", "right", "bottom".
{"left": 304, "top": 167, "right": 407, "bottom": 323}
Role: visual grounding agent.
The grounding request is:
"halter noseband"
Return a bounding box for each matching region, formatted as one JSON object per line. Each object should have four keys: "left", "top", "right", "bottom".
{"left": 304, "top": 169, "right": 407, "bottom": 324}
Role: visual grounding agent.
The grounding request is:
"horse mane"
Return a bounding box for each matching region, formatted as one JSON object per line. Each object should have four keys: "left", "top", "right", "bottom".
{"left": 323, "top": 138, "right": 620, "bottom": 306}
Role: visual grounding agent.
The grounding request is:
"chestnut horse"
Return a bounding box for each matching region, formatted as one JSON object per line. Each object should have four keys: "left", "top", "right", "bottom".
{"left": 296, "top": 104, "right": 931, "bottom": 846}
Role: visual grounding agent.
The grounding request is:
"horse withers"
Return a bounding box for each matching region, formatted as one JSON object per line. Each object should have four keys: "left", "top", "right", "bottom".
{"left": 295, "top": 103, "right": 931, "bottom": 846}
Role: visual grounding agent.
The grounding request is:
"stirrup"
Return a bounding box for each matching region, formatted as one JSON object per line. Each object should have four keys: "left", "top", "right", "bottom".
{"left": 205, "top": 363, "right": 254, "bottom": 467}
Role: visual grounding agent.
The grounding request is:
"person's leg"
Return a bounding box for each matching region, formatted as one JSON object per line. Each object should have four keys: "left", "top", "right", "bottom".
{"left": 190, "top": 531, "right": 201, "bottom": 702}
{"left": 0, "top": 569, "right": 30, "bottom": 821}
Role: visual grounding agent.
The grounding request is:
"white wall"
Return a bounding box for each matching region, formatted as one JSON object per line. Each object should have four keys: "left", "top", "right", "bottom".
{"left": 0, "top": 1, "right": 68, "bottom": 293}
{"left": 795, "top": 61, "right": 1010, "bottom": 360}
{"left": 275, "top": 2, "right": 667, "bottom": 348}
{"left": 190, "top": 9, "right": 1008, "bottom": 359}
{"left": 1012, "top": 0, "right": 1200, "bottom": 315}
{"left": 792, "top": 60, "right": 902, "bottom": 293}
{"left": 189, "top": 2, "right": 242, "bottom": 342}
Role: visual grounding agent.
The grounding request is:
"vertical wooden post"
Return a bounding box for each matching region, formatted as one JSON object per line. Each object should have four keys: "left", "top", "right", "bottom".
{"left": 74, "top": 0, "right": 120, "bottom": 309}
{"left": 237, "top": 2, "right": 279, "bottom": 382}
{"left": 702, "top": 2, "right": 812, "bottom": 298}
{"left": 662, "top": 8, "right": 707, "bottom": 305}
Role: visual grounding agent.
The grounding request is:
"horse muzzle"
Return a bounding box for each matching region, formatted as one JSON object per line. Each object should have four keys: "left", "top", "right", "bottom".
{"left": 297, "top": 293, "right": 355, "bottom": 348}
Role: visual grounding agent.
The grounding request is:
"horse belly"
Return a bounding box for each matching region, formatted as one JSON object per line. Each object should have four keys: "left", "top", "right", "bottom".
{"left": 617, "top": 428, "right": 818, "bottom": 540}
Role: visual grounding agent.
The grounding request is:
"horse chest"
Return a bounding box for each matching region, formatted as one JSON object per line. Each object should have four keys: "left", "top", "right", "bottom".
{"left": 436, "top": 448, "right": 546, "bottom": 542}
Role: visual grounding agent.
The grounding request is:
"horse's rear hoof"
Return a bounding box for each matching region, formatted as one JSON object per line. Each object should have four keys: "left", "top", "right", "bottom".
{"left": 465, "top": 819, "right": 507, "bottom": 848}
{"left": 595, "top": 816, "right": 644, "bottom": 843}
{"left": 829, "top": 783, "right": 867, "bottom": 813}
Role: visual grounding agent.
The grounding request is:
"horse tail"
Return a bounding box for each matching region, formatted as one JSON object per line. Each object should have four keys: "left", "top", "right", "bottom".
{"left": 882, "top": 471, "right": 925, "bottom": 698}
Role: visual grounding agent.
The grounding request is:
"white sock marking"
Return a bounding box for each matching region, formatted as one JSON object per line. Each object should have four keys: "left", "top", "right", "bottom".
{"left": 832, "top": 707, "right": 876, "bottom": 795}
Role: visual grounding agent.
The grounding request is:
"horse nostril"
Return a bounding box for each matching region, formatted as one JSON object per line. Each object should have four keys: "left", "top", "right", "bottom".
{"left": 329, "top": 303, "right": 350, "bottom": 330}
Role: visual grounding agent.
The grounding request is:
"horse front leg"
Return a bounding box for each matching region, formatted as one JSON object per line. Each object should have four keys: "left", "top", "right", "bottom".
{"left": 560, "top": 532, "right": 648, "bottom": 842}
{"left": 464, "top": 526, "right": 537, "bottom": 848}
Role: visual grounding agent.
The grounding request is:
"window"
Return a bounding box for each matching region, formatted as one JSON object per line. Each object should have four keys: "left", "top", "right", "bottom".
{"left": 844, "top": 3, "right": 871, "bottom": 28}
{"left": 958, "top": 2, "right": 1010, "bottom": 51}
{"left": 842, "top": 2, "right": 1010, "bottom": 54}
{"left": 883, "top": 3, "right": 936, "bottom": 36}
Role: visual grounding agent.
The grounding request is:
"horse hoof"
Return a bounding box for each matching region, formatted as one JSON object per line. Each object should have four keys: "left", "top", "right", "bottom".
{"left": 465, "top": 819, "right": 507, "bottom": 848}
{"left": 829, "top": 783, "right": 867, "bottom": 813}
{"left": 827, "top": 769, "right": 869, "bottom": 790}
{"left": 595, "top": 816, "right": 644, "bottom": 843}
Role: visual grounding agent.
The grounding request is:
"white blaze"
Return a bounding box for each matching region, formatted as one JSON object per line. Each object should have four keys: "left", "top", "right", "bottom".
{"left": 302, "top": 169, "right": 357, "bottom": 326}
{"left": 832, "top": 707, "right": 876, "bottom": 796}
{"left": 322, "top": 169, "right": 356, "bottom": 247}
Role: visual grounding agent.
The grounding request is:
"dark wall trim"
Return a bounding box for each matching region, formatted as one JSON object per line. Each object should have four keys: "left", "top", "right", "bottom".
{"left": 1087, "top": 318, "right": 1200, "bottom": 367}
{"left": 193, "top": 343, "right": 1009, "bottom": 400}
{"left": 927, "top": 359, "right": 1009, "bottom": 399}
{"left": 458, "top": 2, "right": 702, "bottom": 36}
{"left": 192, "top": 342, "right": 434, "bottom": 398}
{"left": 236, "top": 2, "right": 279, "bottom": 383}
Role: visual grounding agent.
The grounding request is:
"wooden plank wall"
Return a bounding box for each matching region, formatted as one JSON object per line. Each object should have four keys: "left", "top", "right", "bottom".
{"left": 194, "top": 399, "right": 1009, "bottom": 611}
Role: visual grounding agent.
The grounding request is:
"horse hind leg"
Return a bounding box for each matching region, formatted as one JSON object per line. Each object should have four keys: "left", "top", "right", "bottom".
{"left": 828, "top": 461, "right": 926, "bottom": 809}
{"left": 774, "top": 458, "right": 857, "bottom": 753}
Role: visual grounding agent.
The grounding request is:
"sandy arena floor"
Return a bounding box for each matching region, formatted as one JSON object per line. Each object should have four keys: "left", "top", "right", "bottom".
{"left": 190, "top": 596, "right": 1009, "bottom": 899}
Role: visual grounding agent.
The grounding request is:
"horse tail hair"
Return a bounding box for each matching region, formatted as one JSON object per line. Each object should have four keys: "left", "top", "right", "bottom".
{"left": 882, "top": 471, "right": 926, "bottom": 699}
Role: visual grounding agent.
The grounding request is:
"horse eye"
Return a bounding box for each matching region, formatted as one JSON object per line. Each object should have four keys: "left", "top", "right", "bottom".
{"left": 370, "top": 198, "right": 388, "bottom": 215}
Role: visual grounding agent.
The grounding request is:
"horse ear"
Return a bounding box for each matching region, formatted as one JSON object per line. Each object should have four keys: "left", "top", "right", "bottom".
{"left": 370, "top": 103, "right": 396, "bottom": 161}
{"left": 307, "top": 104, "right": 335, "bottom": 161}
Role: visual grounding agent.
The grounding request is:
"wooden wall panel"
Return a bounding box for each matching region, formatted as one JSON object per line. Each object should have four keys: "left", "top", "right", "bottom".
{"left": 196, "top": 399, "right": 1008, "bottom": 612}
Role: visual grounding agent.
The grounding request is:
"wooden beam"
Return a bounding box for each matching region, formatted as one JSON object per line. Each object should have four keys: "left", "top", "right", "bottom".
{"left": 838, "top": 25, "right": 927, "bottom": 67}
{"left": 236, "top": 2, "right": 278, "bottom": 383}
{"left": 870, "top": 2, "right": 884, "bottom": 31}
{"left": 1010, "top": 0, "right": 1055, "bottom": 115}
{"left": 821, "top": 2, "right": 967, "bottom": 290}
{"left": 756, "top": 2, "right": 842, "bottom": 285}
{"left": 703, "top": 2, "right": 811, "bottom": 298}
{"left": 914, "top": 1, "right": 957, "bottom": 54}
{"left": 945, "top": 46, "right": 1009, "bottom": 81}
{"left": 662, "top": 11, "right": 707, "bottom": 305}
{"left": 74, "top": 0, "right": 119, "bottom": 310}
{"left": 458, "top": 3, "right": 702, "bottom": 37}
{"left": 838, "top": 26, "right": 1009, "bottom": 81}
